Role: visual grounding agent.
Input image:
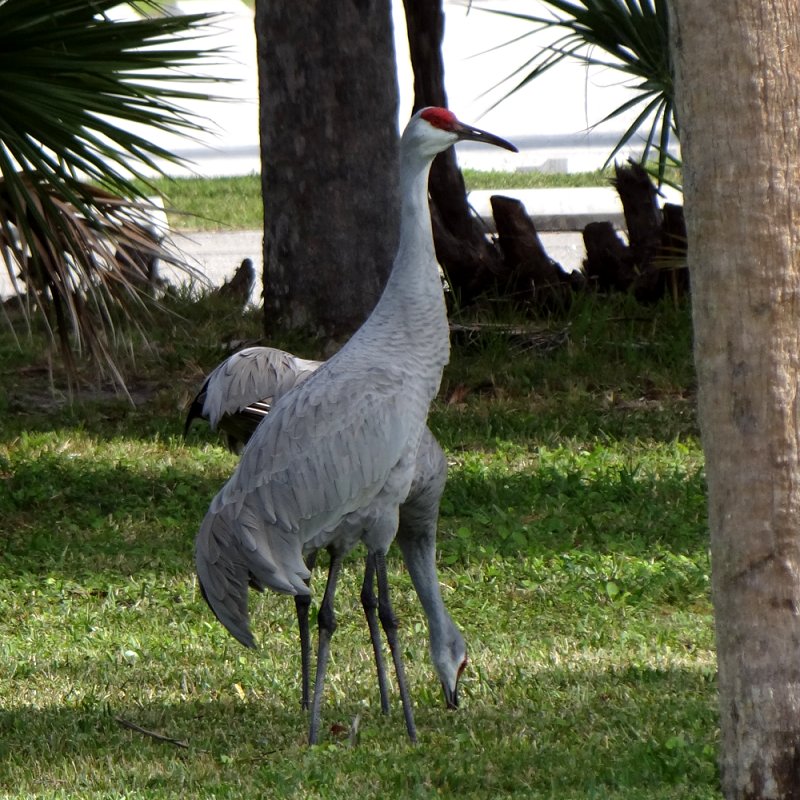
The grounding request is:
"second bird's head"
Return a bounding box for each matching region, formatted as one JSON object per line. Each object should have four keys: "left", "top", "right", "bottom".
{"left": 432, "top": 625, "right": 468, "bottom": 710}
{"left": 405, "top": 106, "right": 518, "bottom": 159}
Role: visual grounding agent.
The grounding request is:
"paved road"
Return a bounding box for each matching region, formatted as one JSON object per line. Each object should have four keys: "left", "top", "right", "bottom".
{"left": 0, "top": 204, "right": 610, "bottom": 303}
{"left": 0, "top": 221, "right": 588, "bottom": 303}
{"left": 162, "top": 227, "right": 588, "bottom": 305}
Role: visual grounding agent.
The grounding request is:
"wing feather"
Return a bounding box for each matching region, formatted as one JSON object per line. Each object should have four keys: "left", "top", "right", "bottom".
{"left": 197, "top": 361, "right": 416, "bottom": 644}
{"left": 202, "top": 347, "right": 322, "bottom": 428}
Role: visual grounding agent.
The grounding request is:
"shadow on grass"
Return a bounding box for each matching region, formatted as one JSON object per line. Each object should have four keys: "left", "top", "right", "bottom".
{"left": 430, "top": 395, "right": 699, "bottom": 450}
{"left": 0, "top": 663, "right": 718, "bottom": 798}
{"left": 0, "top": 445, "right": 226, "bottom": 578}
{"left": 442, "top": 461, "right": 707, "bottom": 559}
{"left": 1, "top": 442, "right": 706, "bottom": 585}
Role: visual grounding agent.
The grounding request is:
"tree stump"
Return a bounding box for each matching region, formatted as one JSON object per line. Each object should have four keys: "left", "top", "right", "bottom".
{"left": 491, "top": 195, "right": 583, "bottom": 308}
{"left": 215, "top": 258, "right": 255, "bottom": 309}
{"left": 582, "top": 221, "right": 634, "bottom": 292}
{"left": 659, "top": 202, "right": 690, "bottom": 300}
{"left": 583, "top": 162, "right": 688, "bottom": 301}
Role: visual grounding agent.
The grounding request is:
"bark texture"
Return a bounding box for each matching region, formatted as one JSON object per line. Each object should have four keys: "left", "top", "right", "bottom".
{"left": 670, "top": 1, "right": 800, "bottom": 797}
{"left": 256, "top": 0, "right": 399, "bottom": 340}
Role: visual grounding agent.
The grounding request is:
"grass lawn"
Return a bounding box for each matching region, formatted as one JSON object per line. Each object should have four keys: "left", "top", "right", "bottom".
{"left": 142, "top": 168, "right": 615, "bottom": 231}
{"left": 0, "top": 292, "right": 717, "bottom": 799}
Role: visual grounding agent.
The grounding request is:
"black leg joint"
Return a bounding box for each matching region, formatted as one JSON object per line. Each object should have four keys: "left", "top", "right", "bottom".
{"left": 377, "top": 597, "right": 399, "bottom": 636}
{"left": 317, "top": 602, "right": 337, "bottom": 636}
{"left": 361, "top": 578, "right": 378, "bottom": 613}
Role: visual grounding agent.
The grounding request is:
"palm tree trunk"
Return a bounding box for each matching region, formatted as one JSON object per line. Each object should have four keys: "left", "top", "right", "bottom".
{"left": 256, "top": 0, "right": 399, "bottom": 341}
{"left": 671, "top": 1, "right": 800, "bottom": 796}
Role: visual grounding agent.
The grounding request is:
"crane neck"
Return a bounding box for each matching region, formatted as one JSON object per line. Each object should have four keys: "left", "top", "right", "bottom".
{"left": 343, "top": 137, "right": 450, "bottom": 379}
{"left": 373, "top": 143, "right": 441, "bottom": 308}
{"left": 399, "top": 529, "right": 457, "bottom": 645}
{"left": 396, "top": 150, "right": 437, "bottom": 269}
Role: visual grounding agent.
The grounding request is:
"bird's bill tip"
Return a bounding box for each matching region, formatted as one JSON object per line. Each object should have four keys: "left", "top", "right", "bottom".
{"left": 442, "top": 681, "right": 459, "bottom": 710}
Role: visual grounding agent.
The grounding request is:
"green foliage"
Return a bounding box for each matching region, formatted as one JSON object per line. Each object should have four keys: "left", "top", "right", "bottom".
{"left": 0, "top": 296, "right": 717, "bottom": 798}
{"left": 462, "top": 167, "right": 613, "bottom": 189}
{"left": 0, "top": 0, "right": 221, "bottom": 195}
{"left": 0, "top": 0, "right": 223, "bottom": 389}
{"left": 480, "top": 0, "right": 676, "bottom": 187}
{"left": 141, "top": 174, "right": 265, "bottom": 230}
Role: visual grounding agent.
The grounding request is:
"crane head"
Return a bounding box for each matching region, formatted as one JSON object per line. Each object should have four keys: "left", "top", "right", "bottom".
{"left": 409, "top": 106, "right": 518, "bottom": 157}
{"left": 431, "top": 623, "right": 467, "bottom": 709}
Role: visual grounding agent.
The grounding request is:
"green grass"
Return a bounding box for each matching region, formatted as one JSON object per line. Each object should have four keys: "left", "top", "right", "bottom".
{"left": 462, "top": 167, "right": 613, "bottom": 189}
{"left": 143, "top": 174, "right": 264, "bottom": 231}
{"left": 141, "top": 169, "right": 614, "bottom": 231}
{"left": 0, "top": 294, "right": 718, "bottom": 798}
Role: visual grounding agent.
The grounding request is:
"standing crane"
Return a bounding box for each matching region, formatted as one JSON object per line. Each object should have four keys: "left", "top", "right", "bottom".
{"left": 185, "top": 345, "right": 462, "bottom": 716}
{"left": 195, "top": 108, "right": 517, "bottom": 744}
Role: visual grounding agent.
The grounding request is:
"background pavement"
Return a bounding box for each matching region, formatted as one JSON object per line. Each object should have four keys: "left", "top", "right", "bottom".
{"left": 162, "top": 228, "right": 588, "bottom": 302}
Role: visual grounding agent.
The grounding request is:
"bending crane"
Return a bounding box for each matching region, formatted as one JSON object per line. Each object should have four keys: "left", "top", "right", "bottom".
{"left": 195, "top": 108, "right": 516, "bottom": 743}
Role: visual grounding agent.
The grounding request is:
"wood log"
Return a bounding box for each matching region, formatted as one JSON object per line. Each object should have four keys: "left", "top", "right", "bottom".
{"left": 491, "top": 195, "right": 583, "bottom": 308}
{"left": 582, "top": 221, "right": 634, "bottom": 292}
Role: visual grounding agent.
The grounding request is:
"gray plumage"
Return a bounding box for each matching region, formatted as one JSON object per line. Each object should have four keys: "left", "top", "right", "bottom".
{"left": 185, "top": 345, "right": 464, "bottom": 712}
{"left": 184, "top": 346, "right": 318, "bottom": 453}
{"left": 194, "top": 107, "right": 516, "bottom": 743}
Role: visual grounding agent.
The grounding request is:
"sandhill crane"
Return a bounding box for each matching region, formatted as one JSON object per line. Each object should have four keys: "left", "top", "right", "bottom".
{"left": 195, "top": 108, "right": 516, "bottom": 744}
{"left": 185, "top": 346, "right": 463, "bottom": 715}
{"left": 184, "top": 347, "right": 318, "bottom": 455}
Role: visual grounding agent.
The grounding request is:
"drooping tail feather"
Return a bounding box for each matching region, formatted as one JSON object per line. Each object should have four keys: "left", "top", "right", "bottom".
{"left": 183, "top": 378, "right": 269, "bottom": 453}
{"left": 195, "top": 508, "right": 258, "bottom": 648}
{"left": 183, "top": 378, "right": 210, "bottom": 440}
{"left": 195, "top": 504, "right": 311, "bottom": 648}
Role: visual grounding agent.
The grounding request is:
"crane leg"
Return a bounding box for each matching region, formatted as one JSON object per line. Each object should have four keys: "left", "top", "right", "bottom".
{"left": 294, "top": 551, "right": 318, "bottom": 711}
{"left": 308, "top": 551, "right": 343, "bottom": 746}
{"left": 374, "top": 550, "right": 418, "bottom": 744}
{"left": 360, "top": 552, "right": 391, "bottom": 714}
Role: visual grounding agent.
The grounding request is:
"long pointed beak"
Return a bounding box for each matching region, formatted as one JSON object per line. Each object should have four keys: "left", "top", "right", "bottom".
{"left": 454, "top": 122, "right": 518, "bottom": 153}
{"left": 442, "top": 681, "right": 459, "bottom": 710}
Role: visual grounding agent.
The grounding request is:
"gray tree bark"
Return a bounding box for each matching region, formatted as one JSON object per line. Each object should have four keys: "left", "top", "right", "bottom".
{"left": 255, "top": 0, "right": 399, "bottom": 341}
{"left": 670, "top": 1, "right": 800, "bottom": 796}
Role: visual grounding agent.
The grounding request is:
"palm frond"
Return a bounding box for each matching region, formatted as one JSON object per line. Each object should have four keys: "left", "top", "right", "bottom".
{"left": 476, "top": 0, "right": 677, "bottom": 187}
{"left": 0, "top": 0, "right": 227, "bottom": 393}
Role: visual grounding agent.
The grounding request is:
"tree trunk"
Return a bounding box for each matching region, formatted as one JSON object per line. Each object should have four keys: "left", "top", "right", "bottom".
{"left": 401, "top": 0, "right": 505, "bottom": 305}
{"left": 255, "top": 0, "right": 398, "bottom": 341}
{"left": 670, "top": 2, "right": 800, "bottom": 797}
